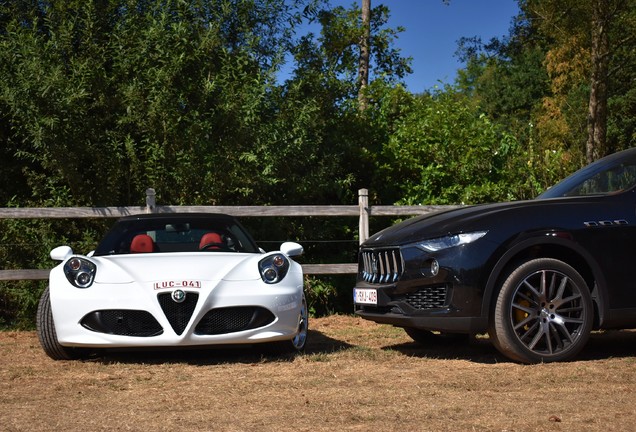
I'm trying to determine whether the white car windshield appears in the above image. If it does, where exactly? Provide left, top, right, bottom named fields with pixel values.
left=93, top=215, right=260, bottom=255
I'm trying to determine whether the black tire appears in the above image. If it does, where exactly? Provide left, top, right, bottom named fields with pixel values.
left=36, top=286, right=92, bottom=360
left=404, top=327, right=469, bottom=345
left=489, top=258, right=593, bottom=363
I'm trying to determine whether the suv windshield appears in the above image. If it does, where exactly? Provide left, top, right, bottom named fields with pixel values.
left=539, top=149, right=636, bottom=199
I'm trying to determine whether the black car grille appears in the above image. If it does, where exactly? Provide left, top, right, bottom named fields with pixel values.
left=80, top=310, right=163, bottom=337
left=360, top=248, right=403, bottom=284
left=194, top=307, right=275, bottom=335
left=400, top=285, right=448, bottom=310
left=157, top=292, right=199, bottom=335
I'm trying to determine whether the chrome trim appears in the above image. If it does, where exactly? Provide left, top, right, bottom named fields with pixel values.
left=360, top=248, right=403, bottom=284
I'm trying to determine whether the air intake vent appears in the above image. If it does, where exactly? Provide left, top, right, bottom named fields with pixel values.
left=81, top=310, right=163, bottom=337
left=157, top=292, right=199, bottom=335
left=359, top=248, right=403, bottom=284
left=194, top=307, right=275, bottom=335
left=402, top=285, right=448, bottom=309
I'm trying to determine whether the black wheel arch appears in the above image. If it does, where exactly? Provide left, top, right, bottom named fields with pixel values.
left=481, top=233, right=608, bottom=329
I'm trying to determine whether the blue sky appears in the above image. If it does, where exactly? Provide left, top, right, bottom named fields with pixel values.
left=310, top=0, right=521, bottom=93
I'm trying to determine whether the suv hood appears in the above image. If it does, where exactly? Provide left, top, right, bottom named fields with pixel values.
left=362, top=197, right=605, bottom=248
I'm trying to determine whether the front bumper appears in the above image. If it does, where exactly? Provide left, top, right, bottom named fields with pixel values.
left=354, top=309, right=487, bottom=333
left=353, top=244, right=490, bottom=334
left=50, top=275, right=304, bottom=348
left=353, top=277, right=488, bottom=333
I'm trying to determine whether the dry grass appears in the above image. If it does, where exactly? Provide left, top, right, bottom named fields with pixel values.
left=2, top=315, right=636, bottom=431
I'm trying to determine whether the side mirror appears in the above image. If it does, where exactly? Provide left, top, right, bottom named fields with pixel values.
left=50, top=245, right=73, bottom=261
left=280, top=242, right=303, bottom=257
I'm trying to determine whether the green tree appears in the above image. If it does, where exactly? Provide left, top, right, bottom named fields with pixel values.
left=377, top=86, right=527, bottom=205
left=453, top=0, right=636, bottom=191
left=0, top=0, right=304, bottom=208
left=455, top=15, right=550, bottom=145
left=526, top=0, right=636, bottom=162
left=358, top=0, right=371, bottom=110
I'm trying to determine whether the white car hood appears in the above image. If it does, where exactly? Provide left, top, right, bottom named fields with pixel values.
left=90, top=252, right=263, bottom=284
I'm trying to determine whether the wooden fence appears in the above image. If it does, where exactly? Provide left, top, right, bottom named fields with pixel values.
left=0, top=189, right=459, bottom=281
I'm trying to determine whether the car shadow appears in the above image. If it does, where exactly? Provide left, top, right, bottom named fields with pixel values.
left=96, top=329, right=353, bottom=365
left=383, top=330, right=636, bottom=364
left=92, top=329, right=636, bottom=365
left=384, top=336, right=508, bottom=364
left=577, top=329, right=636, bottom=361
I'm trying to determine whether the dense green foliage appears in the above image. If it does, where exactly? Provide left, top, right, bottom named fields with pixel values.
left=1, top=0, right=635, bottom=327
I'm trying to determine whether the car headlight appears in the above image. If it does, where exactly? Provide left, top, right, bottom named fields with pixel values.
left=417, top=231, right=488, bottom=252
left=63, top=257, right=97, bottom=288
left=259, top=253, right=290, bottom=284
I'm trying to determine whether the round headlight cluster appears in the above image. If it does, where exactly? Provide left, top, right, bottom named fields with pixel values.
left=259, top=253, right=290, bottom=284
left=63, top=257, right=97, bottom=288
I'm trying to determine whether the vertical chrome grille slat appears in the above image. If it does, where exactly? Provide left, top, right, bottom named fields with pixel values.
left=362, top=253, right=369, bottom=281
left=391, top=250, right=399, bottom=282
left=379, top=252, right=386, bottom=283
left=359, top=248, right=403, bottom=284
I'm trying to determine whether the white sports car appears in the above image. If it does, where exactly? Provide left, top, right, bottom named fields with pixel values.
left=36, top=213, right=307, bottom=360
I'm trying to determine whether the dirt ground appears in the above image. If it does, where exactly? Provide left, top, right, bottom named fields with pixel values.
left=1, top=315, right=635, bottom=432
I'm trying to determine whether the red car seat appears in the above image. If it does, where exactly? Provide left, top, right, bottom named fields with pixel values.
left=199, top=232, right=223, bottom=250
left=130, top=234, right=156, bottom=253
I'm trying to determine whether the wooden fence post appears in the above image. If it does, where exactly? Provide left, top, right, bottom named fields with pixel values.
left=146, top=188, right=156, bottom=213
left=358, top=188, right=369, bottom=245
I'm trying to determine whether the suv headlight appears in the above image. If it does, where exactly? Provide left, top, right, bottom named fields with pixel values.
left=259, top=253, right=290, bottom=284
left=63, top=257, right=97, bottom=288
left=417, top=231, right=487, bottom=252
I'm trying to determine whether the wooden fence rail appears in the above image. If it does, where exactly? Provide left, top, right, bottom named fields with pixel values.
left=0, top=189, right=459, bottom=281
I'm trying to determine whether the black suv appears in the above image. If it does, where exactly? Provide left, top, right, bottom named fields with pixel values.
left=354, top=148, right=636, bottom=363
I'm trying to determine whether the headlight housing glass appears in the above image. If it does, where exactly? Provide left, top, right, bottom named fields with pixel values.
left=63, top=257, right=96, bottom=288
left=417, top=231, right=488, bottom=252
left=259, top=253, right=290, bottom=284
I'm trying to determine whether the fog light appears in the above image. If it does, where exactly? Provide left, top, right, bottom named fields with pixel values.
left=430, top=259, right=439, bottom=276
left=421, top=259, right=440, bottom=277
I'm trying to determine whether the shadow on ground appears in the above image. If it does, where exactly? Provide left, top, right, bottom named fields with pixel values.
left=578, top=329, right=636, bottom=361
left=385, top=335, right=507, bottom=364
left=89, top=328, right=636, bottom=365
left=383, top=329, right=636, bottom=364
left=96, top=329, right=353, bottom=365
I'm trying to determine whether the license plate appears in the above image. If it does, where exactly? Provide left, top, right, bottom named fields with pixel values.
left=354, top=288, right=377, bottom=305
left=153, top=280, right=201, bottom=290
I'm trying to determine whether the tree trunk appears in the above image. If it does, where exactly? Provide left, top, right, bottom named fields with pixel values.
left=358, top=0, right=371, bottom=111
left=586, top=0, right=610, bottom=163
